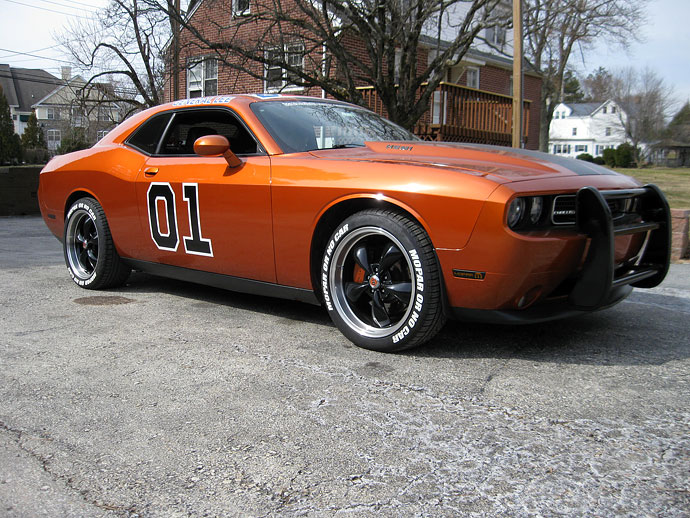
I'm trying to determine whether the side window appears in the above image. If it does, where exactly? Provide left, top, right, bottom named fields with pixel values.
left=126, top=113, right=172, bottom=154
left=159, top=109, right=259, bottom=156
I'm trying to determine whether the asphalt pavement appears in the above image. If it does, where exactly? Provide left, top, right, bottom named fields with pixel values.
left=1, top=216, right=688, bottom=517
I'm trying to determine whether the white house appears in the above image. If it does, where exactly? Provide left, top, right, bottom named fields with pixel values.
left=549, top=100, right=627, bottom=158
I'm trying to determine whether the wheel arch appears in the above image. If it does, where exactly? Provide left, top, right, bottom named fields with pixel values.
left=64, top=189, right=100, bottom=221
left=309, top=195, right=442, bottom=304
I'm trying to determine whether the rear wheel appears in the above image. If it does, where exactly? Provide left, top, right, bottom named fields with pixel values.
left=322, top=209, right=445, bottom=351
left=64, top=198, right=130, bottom=289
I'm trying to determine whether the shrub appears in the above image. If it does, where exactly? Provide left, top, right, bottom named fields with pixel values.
left=615, top=143, right=635, bottom=168
left=23, top=148, right=52, bottom=164
left=576, top=153, right=594, bottom=162
left=593, top=156, right=606, bottom=165
left=602, top=148, right=616, bottom=167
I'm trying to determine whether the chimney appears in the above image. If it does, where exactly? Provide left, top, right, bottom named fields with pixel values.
left=61, top=66, right=71, bottom=81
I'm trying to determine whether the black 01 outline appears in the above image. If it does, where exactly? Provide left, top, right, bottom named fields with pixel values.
left=147, top=182, right=179, bottom=252
left=182, top=183, right=214, bottom=257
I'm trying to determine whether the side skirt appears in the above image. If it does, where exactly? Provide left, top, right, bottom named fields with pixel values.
left=123, top=259, right=320, bottom=306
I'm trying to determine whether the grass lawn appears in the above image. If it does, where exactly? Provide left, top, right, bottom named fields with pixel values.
left=618, top=168, right=690, bottom=209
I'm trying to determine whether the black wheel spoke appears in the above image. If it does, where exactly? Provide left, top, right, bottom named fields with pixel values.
left=86, top=248, right=98, bottom=264
left=385, top=282, right=412, bottom=304
left=354, top=246, right=372, bottom=275
left=79, top=248, right=92, bottom=271
left=378, top=243, right=402, bottom=273
left=371, top=290, right=391, bottom=327
left=345, top=281, right=369, bottom=302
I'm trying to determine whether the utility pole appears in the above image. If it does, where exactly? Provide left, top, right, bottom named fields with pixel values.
left=512, top=0, right=523, bottom=148
left=171, top=0, right=180, bottom=101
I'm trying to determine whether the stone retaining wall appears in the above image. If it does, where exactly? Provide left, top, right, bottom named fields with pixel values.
left=671, top=209, right=690, bottom=260
left=0, top=167, right=42, bottom=216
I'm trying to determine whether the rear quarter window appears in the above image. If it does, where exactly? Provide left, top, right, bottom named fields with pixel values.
left=125, top=113, right=172, bottom=154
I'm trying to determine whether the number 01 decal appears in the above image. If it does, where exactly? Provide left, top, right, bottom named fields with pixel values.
left=147, top=182, right=214, bottom=257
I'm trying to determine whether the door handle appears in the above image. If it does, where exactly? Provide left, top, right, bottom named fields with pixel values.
left=144, top=167, right=159, bottom=177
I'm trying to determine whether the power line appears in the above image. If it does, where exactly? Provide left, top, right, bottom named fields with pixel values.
left=35, top=0, right=99, bottom=13
left=0, top=47, right=73, bottom=64
left=0, top=45, right=56, bottom=59
left=0, top=0, right=95, bottom=19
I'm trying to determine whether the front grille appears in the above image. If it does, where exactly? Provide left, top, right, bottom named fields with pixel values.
left=551, top=195, right=577, bottom=225
left=552, top=192, right=639, bottom=226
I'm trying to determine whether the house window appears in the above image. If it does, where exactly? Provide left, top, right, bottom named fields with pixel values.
left=553, top=144, right=562, bottom=154
left=47, top=129, right=61, bottom=151
left=233, top=0, right=250, bottom=16
left=575, top=145, right=588, bottom=152
left=606, top=127, right=611, bottom=136
left=466, top=67, right=480, bottom=90
left=603, top=106, right=607, bottom=114
left=73, top=108, right=86, bottom=128
left=187, top=57, right=218, bottom=98
left=572, top=127, right=577, bottom=136
left=612, top=106, right=617, bottom=114
left=264, top=43, right=304, bottom=93
left=12, top=114, right=17, bottom=120
left=46, top=107, right=58, bottom=120
left=485, top=25, right=506, bottom=47
left=97, top=130, right=109, bottom=140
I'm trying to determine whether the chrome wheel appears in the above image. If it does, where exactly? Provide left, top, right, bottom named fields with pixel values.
left=63, top=198, right=130, bottom=289
left=330, top=226, right=415, bottom=339
left=66, top=208, right=99, bottom=280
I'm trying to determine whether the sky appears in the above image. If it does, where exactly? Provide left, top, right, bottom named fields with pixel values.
left=0, top=0, right=688, bottom=113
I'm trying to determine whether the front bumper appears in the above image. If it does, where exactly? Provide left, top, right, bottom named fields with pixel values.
left=450, top=184, right=671, bottom=324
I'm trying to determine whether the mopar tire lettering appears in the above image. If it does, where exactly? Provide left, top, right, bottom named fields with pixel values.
left=147, top=182, right=214, bottom=256
left=147, top=183, right=179, bottom=251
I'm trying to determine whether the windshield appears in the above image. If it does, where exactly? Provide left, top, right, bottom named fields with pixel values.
left=250, top=100, right=419, bottom=154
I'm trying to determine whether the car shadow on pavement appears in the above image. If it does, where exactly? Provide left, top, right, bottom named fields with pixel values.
left=113, top=271, right=688, bottom=367
left=117, top=271, right=332, bottom=327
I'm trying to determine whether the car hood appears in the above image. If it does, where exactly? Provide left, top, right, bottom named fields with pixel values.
left=309, top=141, right=620, bottom=182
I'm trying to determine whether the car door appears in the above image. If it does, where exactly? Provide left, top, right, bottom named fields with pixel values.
left=133, top=107, right=276, bottom=283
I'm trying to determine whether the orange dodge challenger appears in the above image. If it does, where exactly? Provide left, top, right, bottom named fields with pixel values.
left=38, top=95, right=671, bottom=351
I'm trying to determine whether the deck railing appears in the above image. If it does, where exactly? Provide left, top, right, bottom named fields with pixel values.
left=357, top=82, right=530, bottom=146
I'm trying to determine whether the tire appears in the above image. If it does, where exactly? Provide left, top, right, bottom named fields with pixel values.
left=63, top=197, right=130, bottom=290
left=321, top=209, right=446, bottom=351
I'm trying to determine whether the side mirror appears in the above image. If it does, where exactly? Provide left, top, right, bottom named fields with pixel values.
left=193, top=135, right=242, bottom=168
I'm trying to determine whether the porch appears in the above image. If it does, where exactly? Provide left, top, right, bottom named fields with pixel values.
left=358, top=82, right=531, bottom=147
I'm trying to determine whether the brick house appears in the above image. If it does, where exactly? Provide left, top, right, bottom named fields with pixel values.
left=166, top=0, right=542, bottom=149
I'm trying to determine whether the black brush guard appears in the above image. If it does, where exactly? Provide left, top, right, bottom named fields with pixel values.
left=568, top=184, right=671, bottom=309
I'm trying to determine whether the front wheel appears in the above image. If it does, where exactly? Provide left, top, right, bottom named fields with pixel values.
left=321, top=209, right=446, bottom=351
left=64, top=197, right=130, bottom=290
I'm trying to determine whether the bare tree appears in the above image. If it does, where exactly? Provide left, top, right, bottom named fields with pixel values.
left=152, top=0, right=501, bottom=130
left=58, top=0, right=171, bottom=114
left=582, top=66, right=613, bottom=102
left=610, top=67, right=674, bottom=165
left=522, top=0, right=645, bottom=151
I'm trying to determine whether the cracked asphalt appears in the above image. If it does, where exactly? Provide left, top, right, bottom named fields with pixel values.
left=1, top=215, right=689, bottom=517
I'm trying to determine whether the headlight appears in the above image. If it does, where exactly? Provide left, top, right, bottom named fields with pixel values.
left=529, top=197, right=543, bottom=224
left=507, top=198, right=525, bottom=228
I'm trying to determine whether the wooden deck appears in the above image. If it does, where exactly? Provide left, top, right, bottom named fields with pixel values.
left=358, top=82, right=530, bottom=146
